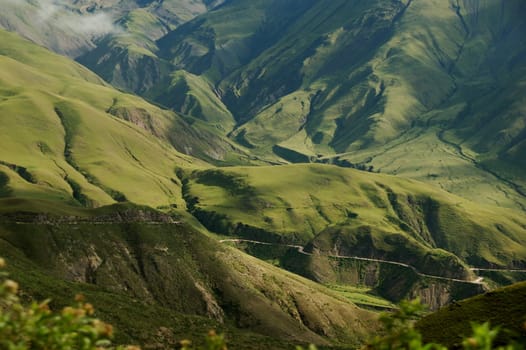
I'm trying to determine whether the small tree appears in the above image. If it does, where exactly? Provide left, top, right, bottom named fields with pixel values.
left=367, top=299, right=445, bottom=350
left=0, top=257, right=130, bottom=350
left=299, top=298, right=524, bottom=350
left=366, top=299, right=524, bottom=350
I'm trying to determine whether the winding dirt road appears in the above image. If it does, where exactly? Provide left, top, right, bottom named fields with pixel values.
left=220, top=238, right=526, bottom=285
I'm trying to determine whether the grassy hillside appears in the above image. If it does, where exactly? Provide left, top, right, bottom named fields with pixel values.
left=226, top=240, right=485, bottom=311
left=0, top=204, right=378, bottom=348
left=0, top=29, right=259, bottom=210
left=182, top=164, right=526, bottom=269
left=7, top=0, right=521, bottom=211
left=1, top=3, right=525, bottom=347
left=16, top=0, right=524, bottom=211
left=0, top=0, right=100, bottom=57
left=104, top=0, right=526, bottom=211
left=0, top=29, right=382, bottom=347
left=77, top=8, right=172, bottom=94
left=76, top=0, right=227, bottom=92
left=0, top=28, right=206, bottom=209
left=0, top=0, right=223, bottom=58
left=417, top=281, right=526, bottom=347
left=180, top=163, right=526, bottom=308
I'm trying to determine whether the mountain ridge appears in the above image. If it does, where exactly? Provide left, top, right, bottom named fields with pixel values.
left=65, top=0, right=526, bottom=212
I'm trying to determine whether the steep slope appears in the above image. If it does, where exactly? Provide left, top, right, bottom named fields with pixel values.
left=0, top=29, right=380, bottom=348
left=181, top=164, right=526, bottom=269
left=76, top=0, right=226, bottom=93
left=0, top=29, right=254, bottom=210
left=179, top=164, right=526, bottom=308
left=0, top=0, right=118, bottom=57
left=417, top=281, right=526, bottom=347
left=0, top=0, right=228, bottom=98
left=0, top=28, right=178, bottom=208
left=1, top=2, right=525, bottom=346
left=76, top=8, right=172, bottom=94
left=0, top=204, right=377, bottom=348
left=0, top=0, right=224, bottom=58
left=18, top=0, right=525, bottom=211
left=137, top=0, right=526, bottom=210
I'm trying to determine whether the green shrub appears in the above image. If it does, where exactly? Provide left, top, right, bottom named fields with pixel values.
left=366, top=299, right=446, bottom=350
left=0, top=257, right=131, bottom=350
left=365, top=299, right=524, bottom=350
left=298, top=298, right=524, bottom=350
left=0, top=256, right=229, bottom=350
left=0, top=255, right=523, bottom=350
left=178, top=330, right=227, bottom=350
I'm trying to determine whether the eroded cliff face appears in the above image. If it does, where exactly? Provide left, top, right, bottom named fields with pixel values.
left=0, top=218, right=219, bottom=319
left=420, top=283, right=487, bottom=310
left=410, top=283, right=452, bottom=310
left=0, top=210, right=377, bottom=347
left=279, top=251, right=485, bottom=310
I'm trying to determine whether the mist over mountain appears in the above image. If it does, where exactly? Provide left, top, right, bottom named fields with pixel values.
left=0, top=0, right=117, bottom=56
left=0, top=0, right=225, bottom=57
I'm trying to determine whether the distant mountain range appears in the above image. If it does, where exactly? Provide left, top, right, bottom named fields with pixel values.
left=3, top=1, right=525, bottom=209
left=77, top=0, right=526, bottom=211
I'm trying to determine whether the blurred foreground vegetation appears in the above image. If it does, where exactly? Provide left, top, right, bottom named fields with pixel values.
left=0, top=257, right=524, bottom=350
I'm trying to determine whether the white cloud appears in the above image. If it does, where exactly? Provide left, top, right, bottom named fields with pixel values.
left=34, top=0, right=120, bottom=37
left=64, top=12, right=120, bottom=36
left=35, top=0, right=60, bottom=22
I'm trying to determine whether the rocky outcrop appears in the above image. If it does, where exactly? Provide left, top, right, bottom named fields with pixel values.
left=280, top=250, right=484, bottom=310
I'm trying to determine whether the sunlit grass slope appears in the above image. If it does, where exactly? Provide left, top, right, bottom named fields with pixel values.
left=157, top=70, right=235, bottom=129
left=52, top=0, right=526, bottom=212
left=182, top=164, right=526, bottom=269
left=0, top=29, right=211, bottom=209
left=232, top=0, right=526, bottom=209
left=154, top=0, right=526, bottom=210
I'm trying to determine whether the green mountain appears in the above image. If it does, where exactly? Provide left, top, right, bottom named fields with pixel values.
left=181, top=164, right=526, bottom=269
left=76, top=0, right=227, bottom=94
left=78, top=0, right=526, bottom=211
left=179, top=164, right=526, bottom=308
left=10, top=1, right=525, bottom=211
left=0, top=28, right=212, bottom=209
left=1, top=204, right=378, bottom=349
left=0, top=28, right=381, bottom=348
